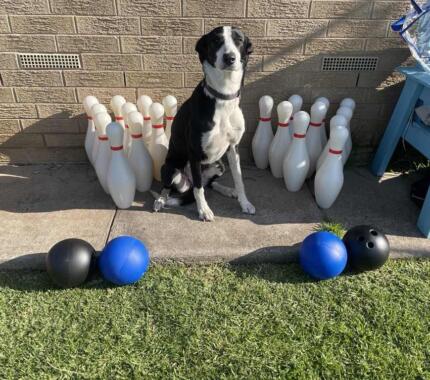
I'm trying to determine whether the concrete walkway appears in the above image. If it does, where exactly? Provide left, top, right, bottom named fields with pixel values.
left=0, top=164, right=429, bottom=269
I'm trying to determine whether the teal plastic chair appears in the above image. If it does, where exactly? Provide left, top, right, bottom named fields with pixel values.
left=371, top=66, right=430, bottom=238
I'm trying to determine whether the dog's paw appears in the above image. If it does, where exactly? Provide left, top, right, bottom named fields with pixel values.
left=153, top=198, right=165, bottom=212
left=240, top=199, right=256, bottom=215
left=227, top=188, right=238, bottom=198
left=198, top=204, right=215, bottom=222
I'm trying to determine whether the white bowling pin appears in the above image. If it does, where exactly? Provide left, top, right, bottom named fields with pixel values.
left=110, top=95, right=126, bottom=128
left=282, top=111, right=310, bottom=192
left=316, top=115, right=348, bottom=171
left=91, top=103, right=108, bottom=165
left=121, top=102, right=138, bottom=155
left=93, top=112, right=112, bottom=194
left=106, top=122, right=136, bottom=209
left=83, top=95, right=99, bottom=164
left=340, top=98, right=356, bottom=112
left=287, top=94, right=303, bottom=137
left=128, top=111, right=153, bottom=192
left=252, top=95, right=274, bottom=169
left=314, top=96, right=330, bottom=146
left=306, top=101, right=328, bottom=178
left=268, top=101, right=293, bottom=178
left=314, top=124, right=349, bottom=209
left=336, top=106, right=353, bottom=165
left=137, top=95, right=153, bottom=147
left=162, top=95, right=177, bottom=140
left=149, top=102, right=169, bottom=181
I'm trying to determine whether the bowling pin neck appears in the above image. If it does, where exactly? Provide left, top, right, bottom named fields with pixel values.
left=277, top=121, right=289, bottom=127
left=115, top=115, right=124, bottom=121
left=111, top=145, right=124, bottom=151
left=259, top=117, right=271, bottom=122
left=309, top=121, right=322, bottom=127
left=144, top=116, right=151, bottom=122
left=131, top=133, right=142, bottom=139
left=328, top=148, right=342, bottom=155
left=293, top=133, right=306, bottom=139
left=98, top=135, right=108, bottom=141
left=152, top=123, right=165, bottom=135
left=166, top=116, right=175, bottom=121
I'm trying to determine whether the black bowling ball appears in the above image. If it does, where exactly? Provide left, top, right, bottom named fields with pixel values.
left=46, top=238, right=95, bottom=288
left=343, top=225, right=390, bottom=271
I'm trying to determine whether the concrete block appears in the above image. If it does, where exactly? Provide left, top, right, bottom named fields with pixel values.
left=310, top=1, right=372, bottom=19
left=50, top=0, right=116, bottom=15
left=21, top=119, right=80, bottom=134
left=118, top=0, right=181, bottom=16
left=0, top=35, right=56, bottom=52
left=15, top=88, right=76, bottom=103
left=204, top=18, right=265, bottom=36
left=143, top=54, right=200, bottom=72
left=328, top=20, right=388, bottom=37
left=267, top=19, right=328, bottom=38
left=0, top=103, right=37, bottom=118
left=10, top=15, right=75, bottom=34
left=0, top=0, right=49, bottom=15
left=126, top=72, right=183, bottom=88
left=121, top=36, right=181, bottom=54
left=142, top=18, right=203, bottom=36
left=57, top=36, right=120, bottom=53
left=81, top=54, right=142, bottom=71
left=184, top=0, right=245, bottom=17
left=76, top=16, right=140, bottom=35
left=64, top=71, right=125, bottom=87
left=248, top=0, right=310, bottom=18
left=1, top=71, right=63, bottom=87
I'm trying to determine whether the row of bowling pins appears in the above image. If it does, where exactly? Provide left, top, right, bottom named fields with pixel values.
left=252, top=94, right=355, bottom=208
left=82, top=94, right=177, bottom=209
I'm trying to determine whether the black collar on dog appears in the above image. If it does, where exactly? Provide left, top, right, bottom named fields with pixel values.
left=203, top=81, right=240, bottom=101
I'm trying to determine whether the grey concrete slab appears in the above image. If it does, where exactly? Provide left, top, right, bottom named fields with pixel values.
left=0, top=164, right=429, bottom=269
left=109, top=166, right=323, bottom=263
left=0, top=164, right=115, bottom=269
left=316, top=167, right=430, bottom=258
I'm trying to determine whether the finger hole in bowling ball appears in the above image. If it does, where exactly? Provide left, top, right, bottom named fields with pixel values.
left=358, top=236, right=365, bottom=242
left=367, top=242, right=374, bottom=249
left=370, top=230, right=378, bottom=236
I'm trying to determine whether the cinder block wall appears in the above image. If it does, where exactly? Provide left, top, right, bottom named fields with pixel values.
left=0, top=0, right=411, bottom=165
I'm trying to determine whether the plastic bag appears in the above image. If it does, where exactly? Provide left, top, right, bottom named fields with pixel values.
left=392, top=0, right=430, bottom=72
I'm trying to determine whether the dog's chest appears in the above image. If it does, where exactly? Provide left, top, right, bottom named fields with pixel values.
left=201, top=100, right=243, bottom=163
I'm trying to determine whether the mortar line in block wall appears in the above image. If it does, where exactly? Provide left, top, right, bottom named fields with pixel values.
left=113, top=0, right=119, bottom=15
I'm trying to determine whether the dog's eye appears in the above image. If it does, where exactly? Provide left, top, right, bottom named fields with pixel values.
left=236, top=37, right=243, bottom=43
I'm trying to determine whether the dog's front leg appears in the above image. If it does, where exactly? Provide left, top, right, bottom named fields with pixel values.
left=227, top=145, right=255, bottom=215
left=190, top=160, right=215, bottom=221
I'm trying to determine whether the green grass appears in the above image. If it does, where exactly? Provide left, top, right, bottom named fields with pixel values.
left=1, top=261, right=430, bottom=379
left=314, top=221, right=347, bottom=238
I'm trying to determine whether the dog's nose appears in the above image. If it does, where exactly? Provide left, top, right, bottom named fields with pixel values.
left=223, top=53, right=236, bottom=66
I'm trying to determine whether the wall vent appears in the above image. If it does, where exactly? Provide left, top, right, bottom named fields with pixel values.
left=322, top=56, right=378, bottom=71
left=18, top=53, right=81, bottom=69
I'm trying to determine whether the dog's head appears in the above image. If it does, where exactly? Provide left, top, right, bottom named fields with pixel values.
left=195, top=26, right=253, bottom=71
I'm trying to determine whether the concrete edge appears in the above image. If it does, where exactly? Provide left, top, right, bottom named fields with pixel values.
left=1, top=247, right=429, bottom=272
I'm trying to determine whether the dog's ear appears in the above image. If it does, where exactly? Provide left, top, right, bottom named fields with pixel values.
left=245, top=36, right=253, bottom=55
left=195, top=34, right=209, bottom=63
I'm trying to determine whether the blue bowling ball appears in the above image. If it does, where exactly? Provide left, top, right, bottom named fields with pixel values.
left=300, top=231, right=347, bottom=280
left=99, top=236, right=150, bottom=285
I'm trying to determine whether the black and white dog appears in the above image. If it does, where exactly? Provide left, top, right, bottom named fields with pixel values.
left=153, top=26, right=255, bottom=221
